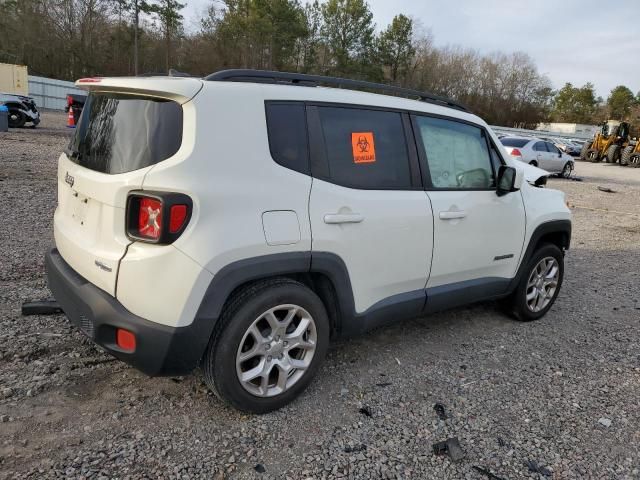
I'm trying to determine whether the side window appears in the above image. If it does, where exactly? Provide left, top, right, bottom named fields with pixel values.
left=546, top=142, right=559, bottom=154
left=533, top=141, right=547, bottom=152
left=265, top=102, right=310, bottom=174
left=414, top=115, right=494, bottom=189
left=316, top=106, right=411, bottom=189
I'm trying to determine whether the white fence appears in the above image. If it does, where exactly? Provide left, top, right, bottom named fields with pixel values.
left=27, top=75, right=84, bottom=110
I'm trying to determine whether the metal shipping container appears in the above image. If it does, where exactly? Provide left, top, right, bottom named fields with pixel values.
left=0, top=63, right=29, bottom=95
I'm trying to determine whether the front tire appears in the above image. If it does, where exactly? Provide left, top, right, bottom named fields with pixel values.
left=203, top=278, right=330, bottom=413
left=586, top=148, right=600, bottom=162
left=579, top=142, right=590, bottom=161
left=620, top=146, right=634, bottom=166
left=630, top=154, right=640, bottom=168
left=506, top=243, right=564, bottom=322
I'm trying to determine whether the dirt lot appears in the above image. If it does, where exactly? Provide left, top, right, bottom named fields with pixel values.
left=1, top=112, right=639, bottom=479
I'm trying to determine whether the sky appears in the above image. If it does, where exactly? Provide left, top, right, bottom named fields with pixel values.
left=183, top=0, right=640, bottom=99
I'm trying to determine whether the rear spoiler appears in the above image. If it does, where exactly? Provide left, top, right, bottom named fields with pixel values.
left=75, top=77, right=204, bottom=104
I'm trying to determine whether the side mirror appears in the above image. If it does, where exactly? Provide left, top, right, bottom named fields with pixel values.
left=496, top=165, right=519, bottom=197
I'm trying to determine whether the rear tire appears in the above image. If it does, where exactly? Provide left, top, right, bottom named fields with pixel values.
left=620, top=146, right=634, bottom=166
left=202, top=278, right=330, bottom=414
left=586, top=148, right=600, bottom=162
left=8, top=109, right=26, bottom=128
left=605, top=145, right=620, bottom=163
left=505, top=243, right=564, bottom=322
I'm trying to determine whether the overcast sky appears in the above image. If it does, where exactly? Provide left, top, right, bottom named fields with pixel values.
left=183, top=0, right=640, bottom=98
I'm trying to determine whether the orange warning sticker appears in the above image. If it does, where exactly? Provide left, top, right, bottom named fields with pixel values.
left=351, top=132, right=376, bottom=164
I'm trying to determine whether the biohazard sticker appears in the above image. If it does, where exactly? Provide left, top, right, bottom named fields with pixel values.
left=351, top=132, right=376, bottom=164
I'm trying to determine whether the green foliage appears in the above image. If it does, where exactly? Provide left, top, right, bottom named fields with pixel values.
left=551, top=83, right=598, bottom=124
left=320, top=0, right=377, bottom=79
left=377, top=14, right=415, bottom=85
left=607, top=85, right=635, bottom=120
left=0, top=0, right=557, bottom=126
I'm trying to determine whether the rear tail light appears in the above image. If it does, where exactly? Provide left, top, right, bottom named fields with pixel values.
left=510, top=148, right=522, bottom=157
left=126, top=191, right=192, bottom=244
left=67, top=95, right=73, bottom=107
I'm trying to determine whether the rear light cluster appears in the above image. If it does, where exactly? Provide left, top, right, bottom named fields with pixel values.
left=126, top=191, right=192, bottom=244
left=509, top=148, right=522, bottom=157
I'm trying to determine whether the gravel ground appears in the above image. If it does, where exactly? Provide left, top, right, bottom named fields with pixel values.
left=1, top=113, right=640, bottom=479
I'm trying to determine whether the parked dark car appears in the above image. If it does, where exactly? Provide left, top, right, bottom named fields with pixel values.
left=0, top=92, right=40, bottom=127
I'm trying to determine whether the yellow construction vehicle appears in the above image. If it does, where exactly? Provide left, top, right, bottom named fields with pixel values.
left=620, top=139, right=640, bottom=167
left=579, top=120, right=630, bottom=163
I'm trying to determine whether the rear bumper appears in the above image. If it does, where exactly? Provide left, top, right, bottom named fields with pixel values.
left=45, top=248, right=209, bottom=376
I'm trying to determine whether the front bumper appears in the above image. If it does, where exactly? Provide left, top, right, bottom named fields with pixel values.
left=45, top=248, right=209, bottom=376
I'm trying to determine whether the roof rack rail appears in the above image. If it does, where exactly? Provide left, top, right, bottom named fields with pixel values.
left=205, top=69, right=469, bottom=112
left=138, top=69, right=193, bottom=78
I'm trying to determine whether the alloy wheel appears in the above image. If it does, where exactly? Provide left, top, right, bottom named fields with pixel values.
left=526, top=257, right=560, bottom=313
left=235, top=304, right=317, bottom=397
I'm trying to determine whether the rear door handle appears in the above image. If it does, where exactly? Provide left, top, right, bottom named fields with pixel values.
left=439, top=210, right=467, bottom=220
left=323, top=213, right=364, bottom=224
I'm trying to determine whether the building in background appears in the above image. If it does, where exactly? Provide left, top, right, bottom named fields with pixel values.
left=536, top=122, right=599, bottom=139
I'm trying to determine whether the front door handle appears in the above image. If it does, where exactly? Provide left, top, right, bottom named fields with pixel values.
left=323, top=213, right=364, bottom=224
left=439, top=210, right=467, bottom=220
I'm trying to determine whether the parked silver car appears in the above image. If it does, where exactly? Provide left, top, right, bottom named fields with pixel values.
left=501, top=136, right=574, bottom=178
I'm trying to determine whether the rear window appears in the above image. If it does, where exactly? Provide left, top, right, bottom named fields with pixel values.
left=67, top=93, right=183, bottom=174
left=500, top=138, right=529, bottom=148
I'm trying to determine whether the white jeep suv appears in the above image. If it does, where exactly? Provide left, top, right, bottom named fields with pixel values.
left=46, top=70, right=571, bottom=413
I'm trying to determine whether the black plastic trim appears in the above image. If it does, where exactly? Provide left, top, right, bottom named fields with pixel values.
left=425, top=277, right=511, bottom=314
left=45, top=248, right=208, bottom=376
left=206, top=69, right=470, bottom=112
left=508, top=220, right=572, bottom=292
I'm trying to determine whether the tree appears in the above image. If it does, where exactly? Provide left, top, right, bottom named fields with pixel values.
left=607, top=85, right=635, bottom=120
left=377, top=14, right=414, bottom=85
left=147, top=0, right=184, bottom=71
left=551, top=83, right=598, bottom=124
left=321, top=0, right=376, bottom=78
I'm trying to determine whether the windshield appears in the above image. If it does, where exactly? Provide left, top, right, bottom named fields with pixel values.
left=500, top=138, right=529, bottom=148
left=67, top=93, right=183, bottom=174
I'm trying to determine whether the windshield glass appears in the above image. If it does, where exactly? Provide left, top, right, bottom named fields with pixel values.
left=500, top=138, right=529, bottom=148
left=67, top=93, right=183, bottom=174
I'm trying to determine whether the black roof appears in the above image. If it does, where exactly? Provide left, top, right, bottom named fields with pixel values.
left=205, top=69, right=469, bottom=113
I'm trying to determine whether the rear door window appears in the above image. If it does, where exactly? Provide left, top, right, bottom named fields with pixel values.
left=314, top=106, right=412, bottom=189
left=67, top=93, right=183, bottom=174
left=501, top=138, right=529, bottom=148
left=533, top=141, right=547, bottom=152
left=265, top=102, right=310, bottom=174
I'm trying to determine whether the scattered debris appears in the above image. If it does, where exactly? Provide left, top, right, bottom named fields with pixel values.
left=567, top=176, right=583, bottom=182
left=598, top=417, right=612, bottom=428
left=395, top=357, right=402, bottom=365
left=433, top=403, right=447, bottom=420
left=21, top=299, right=63, bottom=316
left=375, top=382, right=392, bottom=388
left=432, top=437, right=465, bottom=462
left=358, top=405, right=372, bottom=417
left=344, top=444, right=367, bottom=453
left=526, top=459, right=552, bottom=476
left=597, top=186, right=616, bottom=193
left=254, top=464, right=266, bottom=473
left=497, top=437, right=506, bottom=448
left=473, top=466, right=509, bottom=480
